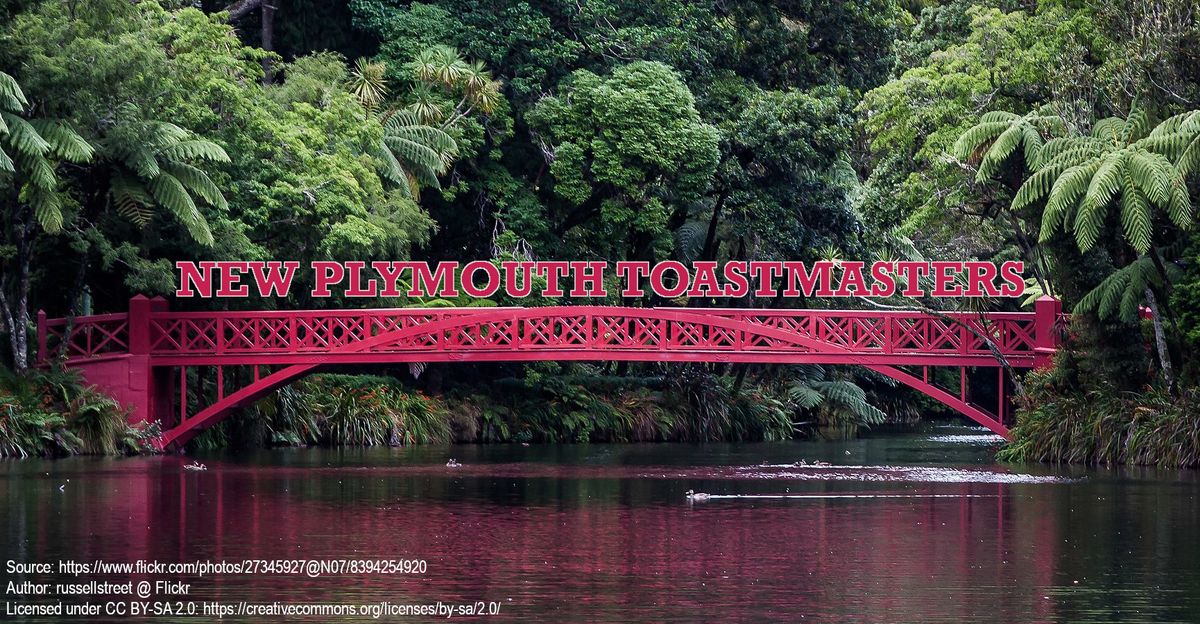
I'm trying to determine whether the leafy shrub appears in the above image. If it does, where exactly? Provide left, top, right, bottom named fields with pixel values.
left=260, top=374, right=451, bottom=447
left=0, top=368, right=138, bottom=457
left=1000, top=364, right=1200, bottom=467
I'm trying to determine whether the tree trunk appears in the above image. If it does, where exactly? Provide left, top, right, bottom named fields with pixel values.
left=1, top=211, right=34, bottom=375
left=260, top=0, right=277, bottom=84
left=1144, top=287, right=1175, bottom=394
left=223, top=0, right=263, bottom=21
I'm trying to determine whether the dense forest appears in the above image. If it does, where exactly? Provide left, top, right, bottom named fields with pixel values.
left=2, top=0, right=1200, bottom=465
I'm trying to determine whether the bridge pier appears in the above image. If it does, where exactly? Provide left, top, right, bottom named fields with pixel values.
left=38, top=295, right=173, bottom=426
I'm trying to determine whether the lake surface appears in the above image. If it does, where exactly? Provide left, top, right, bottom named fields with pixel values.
left=2, top=424, right=1199, bottom=623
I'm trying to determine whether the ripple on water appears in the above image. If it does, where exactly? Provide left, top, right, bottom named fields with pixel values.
left=722, top=463, right=1072, bottom=484
left=927, top=434, right=1007, bottom=444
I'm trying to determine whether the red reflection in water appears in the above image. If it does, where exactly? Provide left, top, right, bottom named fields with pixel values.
left=10, top=458, right=1061, bottom=623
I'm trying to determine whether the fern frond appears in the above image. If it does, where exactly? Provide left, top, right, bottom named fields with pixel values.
left=1176, top=134, right=1200, bottom=177
left=1093, top=117, right=1125, bottom=144
left=146, top=173, right=214, bottom=245
left=1167, top=175, right=1192, bottom=229
left=1022, top=124, right=1044, bottom=169
left=0, top=112, right=50, bottom=156
left=1128, top=150, right=1173, bottom=206
left=1139, top=132, right=1190, bottom=160
left=1076, top=256, right=1160, bottom=322
left=125, top=146, right=161, bottom=179
left=16, top=151, right=56, bottom=190
left=788, top=384, right=824, bottom=409
left=157, top=139, right=230, bottom=163
left=1039, top=144, right=1105, bottom=169
left=30, top=120, right=93, bottom=163
left=1122, top=105, right=1151, bottom=143
left=374, top=143, right=406, bottom=185
left=138, top=122, right=190, bottom=149
left=162, top=162, right=227, bottom=210
left=952, top=121, right=1008, bottom=161
left=0, top=71, right=28, bottom=112
left=673, top=221, right=707, bottom=263
left=1120, top=170, right=1152, bottom=254
left=1040, top=162, right=1097, bottom=241
left=979, top=111, right=1021, bottom=124
left=1013, top=163, right=1066, bottom=210
left=382, top=136, right=444, bottom=172
left=975, top=123, right=1024, bottom=181
left=21, top=184, right=63, bottom=233
left=109, top=175, right=155, bottom=226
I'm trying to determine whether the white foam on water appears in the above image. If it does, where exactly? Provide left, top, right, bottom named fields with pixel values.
left=695, top=493, right=1000, bottom=500
left=927, top=434, right=1006, bottom=444
left=726, top=464, right=1071, bottom=484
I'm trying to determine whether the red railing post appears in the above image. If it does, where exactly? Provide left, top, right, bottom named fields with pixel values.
left=1034, top=296, right=1062, bottom=367
left=36, top=310, right=47, bottom=364
left=128, top=295, right=151, bottom=355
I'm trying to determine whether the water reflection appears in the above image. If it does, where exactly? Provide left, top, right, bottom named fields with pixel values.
left=0, top=425, right=1198, bottom=623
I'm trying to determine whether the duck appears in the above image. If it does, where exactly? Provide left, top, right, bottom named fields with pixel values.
left=685, top=489, right=711, bottom=502
left=183, top=461, right=207, bottom=472
left=446, top=459, right=462, bottom=468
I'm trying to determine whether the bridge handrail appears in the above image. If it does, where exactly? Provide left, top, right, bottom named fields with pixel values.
left=38, top=296, right=1063, bottom=364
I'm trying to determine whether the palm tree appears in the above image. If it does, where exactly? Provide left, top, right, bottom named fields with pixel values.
left=348, top=58, right=387, bottom=113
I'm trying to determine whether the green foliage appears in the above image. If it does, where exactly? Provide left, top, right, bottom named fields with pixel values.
left=0, top=368, right=147, bottom=457
left=258, top=375, right=450, bottom=447
left=786, top=365, right=888, bottom=434
left=1075, top=255, right=1175, bottom=322
left=379, top=110, right=458, bottom=195
left=0, top=71, right=94, bottom=233
left=858, top=2, right=1095, bottom=255
left=1000, top=365, right=1200, bottom=467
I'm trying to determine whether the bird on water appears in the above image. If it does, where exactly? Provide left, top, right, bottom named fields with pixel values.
left=685, top=489, right=711, bottom=502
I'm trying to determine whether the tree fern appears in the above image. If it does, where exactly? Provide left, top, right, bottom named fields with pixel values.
left=101, top=119, right=227, bottom=246
left=787, top=365, right=887, bottom=428
left=1024, top=106, right=1192, bottom=255
left=953, top=109, right=1062, bottom=181
left=0, top=72, right=92, bottom=233
left=1075, top=255, right=1164, bottom=322
left=377, top=110, right=457, bottom=196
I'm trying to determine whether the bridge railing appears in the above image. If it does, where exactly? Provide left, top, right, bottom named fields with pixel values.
left=38, top=295, right=1064, bottom=366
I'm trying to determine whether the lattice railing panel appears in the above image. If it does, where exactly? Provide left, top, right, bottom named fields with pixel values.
left=42, top=315, right=130, bottom=360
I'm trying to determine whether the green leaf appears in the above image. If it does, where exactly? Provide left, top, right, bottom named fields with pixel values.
left=163, top=162, right=227, bottom=210
left=147, top=173, right=214, bottom=246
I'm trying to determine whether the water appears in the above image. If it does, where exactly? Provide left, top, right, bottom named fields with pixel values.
left=2, top=424, right=1199, bottom=623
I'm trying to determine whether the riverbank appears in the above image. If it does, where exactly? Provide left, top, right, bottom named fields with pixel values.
left=3, top=369, right=910, bottom=457
left=999, top=368, right=1200, bottom=468
left=0, top=369, right=158, bottom=458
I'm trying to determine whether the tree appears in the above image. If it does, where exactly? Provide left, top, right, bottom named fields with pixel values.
left=0, top=72, right=93, bottom=373
left=377, top=110, right=457, bottom=199
left=528, top=61, right=720, bottom=259
left=99, top=119, right=229, bottom=247
left=958, top=104, right=1200, bottom=392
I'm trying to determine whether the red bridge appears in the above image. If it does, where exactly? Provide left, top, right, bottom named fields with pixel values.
left=37, top=296, right=1063, bottom=449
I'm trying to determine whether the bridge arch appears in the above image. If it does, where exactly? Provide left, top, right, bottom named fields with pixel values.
left=156, top=307, right=1023, bottom=448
